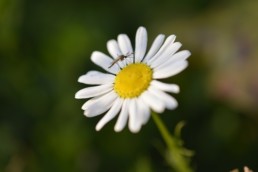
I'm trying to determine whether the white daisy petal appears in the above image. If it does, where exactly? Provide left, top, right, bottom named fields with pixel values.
left=135, top=26, right=147, bottom=62
left=95, top=98, right=123, bottom=131
left=91, top=51, right=120, bottom=74
left=155, top=50, right=191, bottom=70
left=128, top=99, right=141, bottom=133
left=114, top=99, right=129, bottom=132
left=78, top=71, right=115, bottom=85
left=151, top=80, right=180, bottom=93
left=82, top=91, right=112, bottom=110
left=147, top=35, right=176, bottom=65
left=153, top=60, right=188, bottom=79
left=83, top=91, right=117, bottom=117
left=149, top=85, right=178, bottom=110
left=150, top=42, right=182, bottom=68
left=143, top=34, right=165, bottom=62
left=118, top=34, right=134, bottom=64
left=141, top=91, right=165, bottom=113
left=75, top=84, right=113, bottom=99
left=107, top=39, right=122, bottom=59
left=107, top=40, right=126, bottom=68
left=137, top=97, right=151, bottom=125
left=118, top=34, right=133, bottom=55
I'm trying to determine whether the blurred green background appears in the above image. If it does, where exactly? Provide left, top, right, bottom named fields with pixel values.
left=1, top=0, right=258, bottom=171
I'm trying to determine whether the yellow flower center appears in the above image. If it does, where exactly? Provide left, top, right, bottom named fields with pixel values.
left=114, top=63, right=153, bottom=98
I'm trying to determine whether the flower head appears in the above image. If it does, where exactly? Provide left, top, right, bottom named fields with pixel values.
left=75, top=26, right=191, bottom=133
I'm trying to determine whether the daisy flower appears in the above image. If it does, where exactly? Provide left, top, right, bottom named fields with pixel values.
left=75, top=26, right=191, bottom=133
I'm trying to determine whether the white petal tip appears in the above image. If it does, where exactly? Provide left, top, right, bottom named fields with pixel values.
left=114, top=127, right=122, bottom=132
left=90, top=52, right=96, bottom=61
left=186, top=50, right=191, bottom=56
left=138, top=26, right=146, bottom=31
left=181, top=50, right=191, bottom=59
left=78, top=75, right=85, bottom=83
left=75, top=92, right=82, bottom=99
left=174, top=86, right=180, bottom=94
left=129, top=123, right=142, bottom=133
left=129, top=127, right=141, bottom=133
left=90, top=51, right=101, bottom=62
left=173, top=42, right=182, bottom=49
left=90, top=51, right=98, bottom=56
left=159, top=34, right=165, bottom=39
left=107, top=39, right=115, bottom=44
left=168, top=34, right=176, bottom=41
left=83, top=111, right=90, bottom=117
left=167, top=104, right=178, bottom=110
left=78, top=76, right=82, bottom=83
left=155, top=108, right=165, bottom=114
left=95, top=124, right=102, bottom=131
left=185, top=61, right=189, bottom=68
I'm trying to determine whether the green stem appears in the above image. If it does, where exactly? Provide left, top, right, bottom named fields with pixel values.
left=152, top=112, right=193, bottom=172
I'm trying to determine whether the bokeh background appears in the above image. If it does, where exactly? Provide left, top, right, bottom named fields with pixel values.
left=1, top=0, right=258, bottom=171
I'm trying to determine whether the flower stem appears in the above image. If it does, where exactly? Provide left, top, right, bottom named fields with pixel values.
left=152, top=112, right=193, bottom=172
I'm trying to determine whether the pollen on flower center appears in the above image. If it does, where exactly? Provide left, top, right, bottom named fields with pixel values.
left=114, top=63, right=153, bottom=98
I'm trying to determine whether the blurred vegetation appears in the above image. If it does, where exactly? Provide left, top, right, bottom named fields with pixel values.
left=1, top=0, right=258, bottom=171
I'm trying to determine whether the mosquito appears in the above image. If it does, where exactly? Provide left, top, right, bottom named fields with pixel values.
left=108, top=52, right=134, bottom=68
